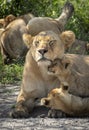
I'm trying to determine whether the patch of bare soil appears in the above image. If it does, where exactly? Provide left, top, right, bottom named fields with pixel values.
left=0, top=84, right=89, bottom=130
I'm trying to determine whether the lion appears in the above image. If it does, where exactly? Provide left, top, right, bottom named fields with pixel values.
left=0, top=13, right=34, bottom=64
left=41, top=83, right=89, bottom=117
left=10, top=30, right=75, bottom=118
left=0, top=18, right=28, bottom=64
left=0, top=2, right=74, bottom=64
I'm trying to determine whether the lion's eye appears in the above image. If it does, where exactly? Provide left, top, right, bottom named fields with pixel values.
left=49, top=40, right=56, bottom=46
left=52, top=61, right=58, bottom=66
left=53, top=62, right=58, bottom=66
left=34, top=41, right=39, bottom=47
left=52, top=58, right=60, bottom=66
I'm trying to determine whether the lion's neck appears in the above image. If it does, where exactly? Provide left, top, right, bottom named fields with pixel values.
left=57, top=71, right=73, bottom=85
left=39, top=63, right=56, bottom=81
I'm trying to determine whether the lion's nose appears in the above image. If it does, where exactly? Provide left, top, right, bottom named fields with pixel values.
left=38, top=49, right=48, bottom=55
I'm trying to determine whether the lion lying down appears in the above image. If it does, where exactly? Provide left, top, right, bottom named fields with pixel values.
left=0, top=13, right=34, bottom=64
left=41, top=83, right=89, bottom=117
left=41, top=57, right=89, bottom=117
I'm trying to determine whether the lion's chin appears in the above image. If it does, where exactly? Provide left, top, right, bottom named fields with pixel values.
left=37, top=58, right=51, bottom=66
left=38, top=57, right=51, bottom=62
left=37, top=57, right=48, bottom=61
left=47, top=71, right=55, bottom=76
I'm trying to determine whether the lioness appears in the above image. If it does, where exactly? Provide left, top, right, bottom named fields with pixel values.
left=41, top=83, right=89, bottom=117
left=0, top=18, right=28, bottom=64
left=0, top=13, right=34, bottom=64
left=10, top=30, right=75, bottom=118
left=0, top=2, right=74, bottom=64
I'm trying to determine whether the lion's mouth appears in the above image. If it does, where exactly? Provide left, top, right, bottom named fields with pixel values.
left=48, top=66, right=55, bottom=73
left=38, top=57, right=52, bottom=62
left=38, top=57, right=47, bottom=61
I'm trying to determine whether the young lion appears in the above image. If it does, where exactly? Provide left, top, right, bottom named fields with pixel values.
left=41, top=83, right=89, bottom=117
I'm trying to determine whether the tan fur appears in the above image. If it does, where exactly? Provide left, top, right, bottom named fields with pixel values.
left=10, top=30, right=75, bottom=118
left=19, top=13, right=34, bottom=24
left=0, top=28, right=4, bottom=51
left=0, top=13, right=34, bottom=28
left=3, top=14, right=16, bottom=28
left=0, top=19, right=5, bottom=28
left=0, top=19, right=28, bottom=64
left=41, top=84, right=89, bottom=116
left=0, top=14, right=16, bottom=28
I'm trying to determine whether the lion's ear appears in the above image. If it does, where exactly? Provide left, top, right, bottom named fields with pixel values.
left=61, top=58, right=71, bottom=69
left=4, top=15, right=16, bottom=27
left=23, top=33, right=33, bottom=48
left=60, top=31, right=75, bottom=49
left=0, top=19, right=4, bottom=27
left=61, top=82, right=69, bottom=91
left=62, top=85, right=69, bottom=91
left=5, top=14, right=16, bottom=22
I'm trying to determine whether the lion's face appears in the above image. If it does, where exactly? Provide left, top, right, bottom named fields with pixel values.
left=48, top=58, right=65, bottom=75
left=31, top=31, right=64, bottom=66
left=41, top=84, right=69, bottom=109
left=23, top=30, right=75, bottom=67
left=41, top=88, right=61, bottom=108
left=41, top=83, right=69, bottom=110
left=48, top=58, right=70, bottom=81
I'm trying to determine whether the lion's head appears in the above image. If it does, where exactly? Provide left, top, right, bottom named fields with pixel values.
left=23, top=30, right=75, bottom=67
left=41, top=83, right=69, bottom=110
left=0, top=14, right=16, bottom=28
left=48, top=57, right=71, bottom=83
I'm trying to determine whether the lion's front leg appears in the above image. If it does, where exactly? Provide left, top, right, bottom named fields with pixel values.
left=10, top=89, right=36, bottom=118
left=10, top=101, right=30, bottom=118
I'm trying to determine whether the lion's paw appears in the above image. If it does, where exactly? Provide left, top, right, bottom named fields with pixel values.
left=10, top=108, right=30, bottom=118
left=48, top=109, right=67, bottom=118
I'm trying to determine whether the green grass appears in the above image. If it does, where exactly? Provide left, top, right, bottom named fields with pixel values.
left=0, top=54, right=24, bottom=84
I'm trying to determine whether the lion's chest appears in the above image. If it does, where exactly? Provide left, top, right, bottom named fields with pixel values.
left=38, top=63, right=60, bottom=94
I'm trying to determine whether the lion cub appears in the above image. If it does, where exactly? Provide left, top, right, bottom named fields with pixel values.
left=41, top=83, right=89, bottom=117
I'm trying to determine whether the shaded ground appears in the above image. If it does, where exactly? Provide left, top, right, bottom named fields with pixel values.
left=0, top=84, right=89, bottom=130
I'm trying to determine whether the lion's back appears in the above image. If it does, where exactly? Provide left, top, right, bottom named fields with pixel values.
left=65, top=54, right=89, bottom=97
left=27, top=17, right=62, bottom=36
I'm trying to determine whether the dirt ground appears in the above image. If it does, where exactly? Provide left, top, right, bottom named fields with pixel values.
left=0, top=84, right=89, bottom=130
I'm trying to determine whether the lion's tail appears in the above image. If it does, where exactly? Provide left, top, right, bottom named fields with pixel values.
left=56, top=2, right=74, bottom=28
